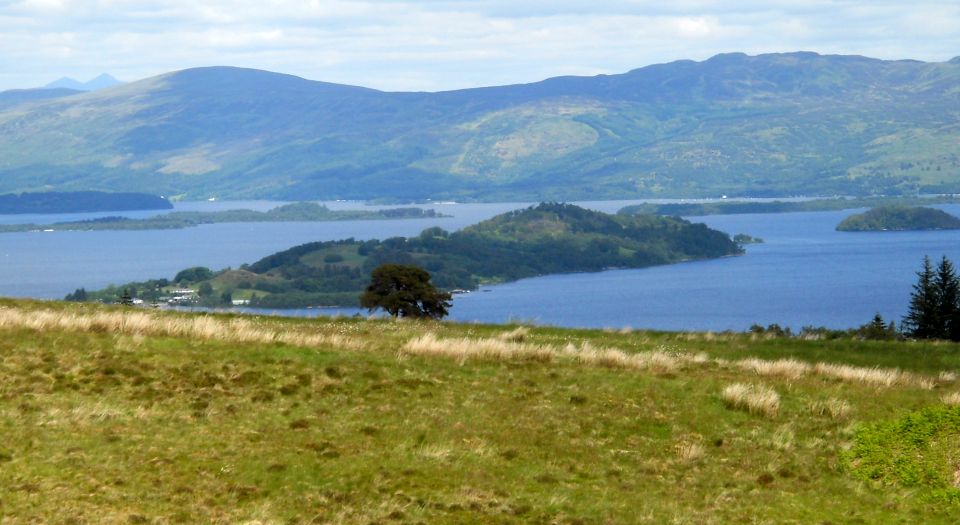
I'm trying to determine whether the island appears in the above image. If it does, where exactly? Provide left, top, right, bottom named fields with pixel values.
left=618, top=196, right=960, bottom=217
left=733, top=233, right=764, bottom=245
left=70, top=203, right=744, bottom=308
left=836, top=205, right=960, bottom=231
left=0, top=202, right=442, bottom=233
left=0, top=191, right=172, bottom=214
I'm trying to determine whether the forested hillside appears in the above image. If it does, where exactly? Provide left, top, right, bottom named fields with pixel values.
left=79, top=203, right=742, bottom=307
left=1, top=52, right=959, bottom=200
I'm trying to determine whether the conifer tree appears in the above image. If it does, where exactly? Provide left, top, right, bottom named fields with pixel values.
left=119, top=288, right=134, bottom=307
left=935, top=256, right=960, bottom=340
left=903, top=256, right=939, bottom=338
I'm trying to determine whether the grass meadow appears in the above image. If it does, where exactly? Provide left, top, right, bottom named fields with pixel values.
left=0, top=299, right=959, bottom=523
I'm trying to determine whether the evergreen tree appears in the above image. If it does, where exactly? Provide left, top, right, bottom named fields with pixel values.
left=64, top=288, right=88, bottom=302
left=860, top=313, right=898, bottom=340
left=935, top=256, right=960, bottom=340
left=119, top=288, right=134, bottom=306
left=903, top=256, right=939, bottom=338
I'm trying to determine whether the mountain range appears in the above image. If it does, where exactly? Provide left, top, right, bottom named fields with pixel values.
left=1, top=52, right=958, bottom=201
left=44, top=74, right=123, bottom=91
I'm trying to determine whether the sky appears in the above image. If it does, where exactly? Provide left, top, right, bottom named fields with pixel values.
left=1, top=0, right=958, bottom=92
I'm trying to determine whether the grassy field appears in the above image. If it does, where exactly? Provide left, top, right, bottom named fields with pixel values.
left=1, top=299, right=959, bottom=523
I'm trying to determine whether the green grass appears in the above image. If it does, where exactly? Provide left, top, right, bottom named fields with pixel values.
left=1, top=299, right=959, bottom=523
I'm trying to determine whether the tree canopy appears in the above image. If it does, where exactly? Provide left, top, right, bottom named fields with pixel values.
left=359, top=264, right=451, bottom=320
left=903, top=256, right=960, bottom=340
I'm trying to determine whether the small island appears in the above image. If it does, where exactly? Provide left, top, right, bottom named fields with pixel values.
left=0, top=191, right=172, bottom=214
left=733, top=233, right=764, bottom=245
left=0, top=202, right=443, bottom=233
left=836, top=205, right=960, bottom=231
left=71, top=203, right=744, bottom=308
left=618, top=196, right=960, bottom=217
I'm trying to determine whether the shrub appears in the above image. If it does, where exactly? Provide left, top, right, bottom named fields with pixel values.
left=845, top=405, right=960, bottom=503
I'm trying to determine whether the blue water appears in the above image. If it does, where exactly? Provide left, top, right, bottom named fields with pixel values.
left=450, top=209, right=960, bottom=331
left=2, top=200, right=959, bottom=331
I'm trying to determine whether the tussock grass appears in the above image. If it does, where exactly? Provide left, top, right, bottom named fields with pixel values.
left=401, top=333, right=555, bottom=363
left=737, top=358, right=812, bottom=380
left=497, top=326, right=530, bottom=343
left=402, top=333, right=709, bottom=375
left=563, top=342, right=707, bottom=373
left=676, top=331, right=736, bottom=342
left=0, top=306, right=944, bottom=391
left=722, top=383, right=780, bottom=418
left=813, top=362, right=934, bottom=389
left=942, top=392, right=960, bottom=406
left=0, top=306, right=363, bottom=350
left=674, top=440, right=705, bottom=462
left=809, top=398, right=852, bottom=420
left=770, top=424, right=796, bottom=451
left=403, top=330, right=943, bottom=391
left=733, top=356, right=936, bottom=389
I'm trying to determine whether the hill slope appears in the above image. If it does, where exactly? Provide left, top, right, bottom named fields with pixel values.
left=2, top=52, right=959, bottom=200
left=1, top=300, right=959, bottom=523
left=0, top=87, right=82, bottom=111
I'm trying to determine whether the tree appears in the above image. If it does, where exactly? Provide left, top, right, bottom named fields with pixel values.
left=902, top=255, right=960, bottom=340
left=859, top=313, right=897, bottom=340
left=903, top=256, right=938, bottom=338
left=119, top=288, right=134, bottom=306
left=935, top=256, right=960, bottom=341
left=174, top=266, right=214, bottom=284
left=359, top=264, right=452, bottom=319
left=65, top=288, right=88, bottom=302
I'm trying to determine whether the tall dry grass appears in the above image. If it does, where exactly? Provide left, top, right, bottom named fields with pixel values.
left=563, top=342, right=707, bottom=373
left=402, top=331, right=945, bottom=392
left=808, top=398, right=852, bottom=420
left=497, top=326, right=530, bottom=343
left=2, top=305, right=946, bottom=392
left=401, top=333, right=555, bottom=364
left=941, top=392, right=960, bottom=406
left=721, top=383, right=780, bottom=418
left=733, top=356, right=935, bottom=389
left=737, top=358, right=811, bottom=380
left=0, top=306, right=363, bottom=350
left=401, top=333, right=708, bottom=374
left=812, top=363, right=933, bottom=389
left=674, top=440, right=705, bottom=462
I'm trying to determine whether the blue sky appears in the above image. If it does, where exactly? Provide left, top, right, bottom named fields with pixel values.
left=1, top=0, right=958, bottom=92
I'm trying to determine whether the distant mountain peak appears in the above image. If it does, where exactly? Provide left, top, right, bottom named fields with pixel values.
left=44, top=74, right=122, bottom=92
left=950, top=56, right=960, bottom=64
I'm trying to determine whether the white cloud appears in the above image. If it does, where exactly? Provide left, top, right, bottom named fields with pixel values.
left=0, top=0, right=958, bottom=91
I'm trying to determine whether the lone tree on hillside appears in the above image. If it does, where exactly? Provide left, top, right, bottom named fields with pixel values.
left=359, top=264, right=452, bottom=319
